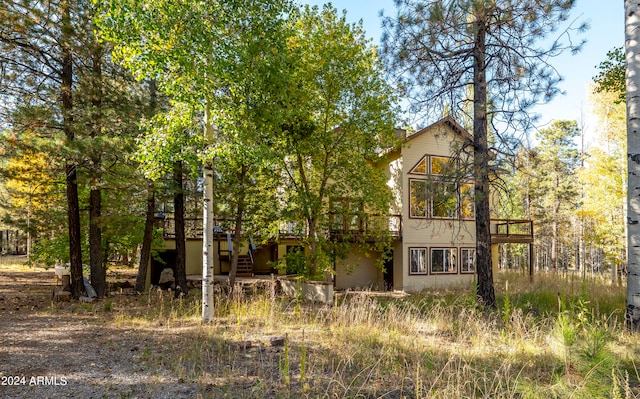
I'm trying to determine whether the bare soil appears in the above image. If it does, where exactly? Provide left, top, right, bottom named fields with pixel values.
left=0, top=259, right=208, bottom=399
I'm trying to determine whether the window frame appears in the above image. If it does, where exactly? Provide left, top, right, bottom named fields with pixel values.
left=409, top=178, right=429, bottom=219
left=430, top=247, right=458, bottom=274
left=407, top=154, right=477, bottom=221
left=409, top=247, right=428, bottom=275
left=460, top=247, right=476, bottom=274
left=408, top=155, right=428, bottom=175
left=431, top=180, right=458, bottom=219
left=459, top=182, right=475, bottom=220
left=430, top=156, right=453, bottom=176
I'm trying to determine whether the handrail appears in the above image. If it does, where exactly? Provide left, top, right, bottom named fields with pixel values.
left=159, top=213, right=531, bottom=243
left=160, top=213, right=403, bottom=240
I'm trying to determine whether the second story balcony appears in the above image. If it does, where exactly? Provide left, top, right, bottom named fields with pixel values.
left=158, top=212, right=532, bottom=245
left=490, top=219, right=534, bottom=244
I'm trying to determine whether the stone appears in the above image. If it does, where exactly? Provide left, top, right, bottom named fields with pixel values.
left=54, top=290, right=72, bottom=302
left=79, top=296, right=95, bottom=303
left=158, top=268, right=175, bottom=289
left=269, top=336, right=286, bottom=347
left=237, top=341, right=252, bottom=350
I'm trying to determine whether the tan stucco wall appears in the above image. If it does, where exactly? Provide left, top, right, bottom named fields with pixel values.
left=335, top=246, right=383, bottom=290
left=491, top=243, right=499, bottom=275
left=153, top=238, right=221, bottom=282
left=397, top=121, right=479, bottom=293
left=402, top=273, right=475, bottom=292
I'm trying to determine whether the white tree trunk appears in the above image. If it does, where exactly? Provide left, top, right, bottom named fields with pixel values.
left=625, top=0, right=640, bottom=328
left=202, top=101, right=215, bottom=322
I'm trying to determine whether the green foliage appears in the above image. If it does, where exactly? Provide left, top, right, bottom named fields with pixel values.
left=528, top=120, right=581, bottom=269
left=279, top=334, right=291, bottom=386
left=31, top=234, right=72, bottom=267
left=276, top=5, right=399, bottom=276
left=553, top=296, right=620, bottom=398
left=502, top=280, right=512, bottom=326
left=280, top=248, right=307, bottom=276
left=136, top=103, right=202, bottom=181
left=0, top=0, right=153, bottom=276
left=593, top=46, right=625, bottom=103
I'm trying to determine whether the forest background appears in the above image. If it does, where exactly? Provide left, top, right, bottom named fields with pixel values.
left=0, top=0, right=627, bottom=294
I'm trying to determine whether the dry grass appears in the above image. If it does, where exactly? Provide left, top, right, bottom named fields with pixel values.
left=2, top=258, right=639, bottom=398
left=100, top=270, right=639, bottom=398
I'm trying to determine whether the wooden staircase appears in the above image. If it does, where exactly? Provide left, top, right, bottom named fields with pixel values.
left=218, top=233, right=256, bottom=277
left=236, top=255, right=254, bottom=277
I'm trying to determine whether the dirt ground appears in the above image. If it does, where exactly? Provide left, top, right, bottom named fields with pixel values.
left=0, top=257, right=209, bottom=399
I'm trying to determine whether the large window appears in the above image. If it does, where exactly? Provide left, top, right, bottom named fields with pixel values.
left=409, top=247, right=427, bottom=274
left=408, top=155, right=475, bottom=220
left=331, top=198, right=363, bottom=231
left=409, top=179, right=428, bottom=218
left=432, top=182, right=457, bottom=218
left=460, top=183, right=475, bottom=219
left=431, top=156, right=454, bottom=175
left=431, top=248, right=457, bottom=274
left=461, top=248, right=476, bottom=273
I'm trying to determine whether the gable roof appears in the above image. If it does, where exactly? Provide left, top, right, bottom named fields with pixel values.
left=405, top=115, right=473, bottom=144
left=378, top=116, right=473, bottom=165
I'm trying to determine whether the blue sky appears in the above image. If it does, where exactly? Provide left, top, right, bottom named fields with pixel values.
left=302, top=0, right=624, bottom=135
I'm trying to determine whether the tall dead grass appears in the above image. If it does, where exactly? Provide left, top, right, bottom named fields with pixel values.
left=38, top=265, right=640, bottom=398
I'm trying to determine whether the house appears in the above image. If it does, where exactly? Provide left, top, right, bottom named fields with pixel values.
left=381, top=116, right=533, bottom=291
left=147, top=116, right=533, bottom=292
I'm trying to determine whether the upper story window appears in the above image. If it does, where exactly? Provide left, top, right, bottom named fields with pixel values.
left=431, top=156, right=455, bottom=175
left=330, top=197, right=363, bottom=231
left=408, top=155, right=475, bottom=220
left=432, top=181, right=458, bottom=218
left=409, top=179, right=428, bottom=218
left=460, top=183, right=475, bottom=220
left=409, top=155, right=428, bottom=175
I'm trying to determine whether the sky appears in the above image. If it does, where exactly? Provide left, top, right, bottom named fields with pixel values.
left=302, top=0, right=625, bottom=137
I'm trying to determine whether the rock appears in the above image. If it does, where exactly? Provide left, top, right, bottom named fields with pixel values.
left=158, top=268, right=175, bottom=289
left=79, top=296, right=95, bottom=303
left=237, top=341, right=252, bottom=350
left=54, top=290, right=72, bottom=302
left=269, top=336, right=286, bottom=347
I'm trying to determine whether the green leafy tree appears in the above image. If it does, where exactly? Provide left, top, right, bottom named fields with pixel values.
left=594, top=46, right=625, bottom=103
left=382, top=0, right=584, bottom=307
left=96, top=0, right=293, bottom=321
left=0, top=132, right=63, bottom=260
left=137, top=102, right=202, bottom=296
left=277, top=5, right=398, bottom=279
left=1, top=0, right=94, bottom=296
left=529, top=120, right=580, bottom=271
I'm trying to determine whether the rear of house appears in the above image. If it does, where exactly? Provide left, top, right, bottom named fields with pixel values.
left=147, top=116, right=533, bottom=293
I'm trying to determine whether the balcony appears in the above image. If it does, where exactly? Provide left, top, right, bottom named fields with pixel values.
left=158, top=213, right=532, bottom=244
left=328, top=214, right=403, bottom=242
left=490, top=219, right=534, bottom=244
left=159, top=213, right=403, bottom=241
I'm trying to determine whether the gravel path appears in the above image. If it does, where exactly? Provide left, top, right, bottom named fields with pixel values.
left=0, top=268, right=204, bottom=399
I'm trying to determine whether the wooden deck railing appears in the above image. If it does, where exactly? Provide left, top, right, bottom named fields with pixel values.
left=159, top=213, right=403, bottom=241
left=159, top=213, right=531, bottom=244
left=490, top=219, right=534, bottom=243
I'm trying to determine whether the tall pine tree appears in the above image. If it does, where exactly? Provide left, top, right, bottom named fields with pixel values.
left=382, top=0, right=585, bottom=307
